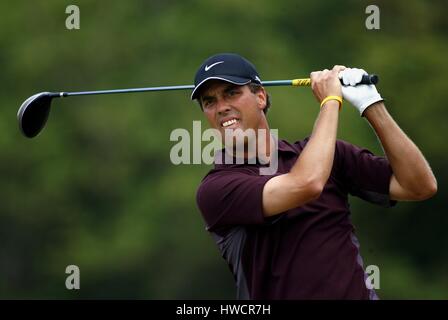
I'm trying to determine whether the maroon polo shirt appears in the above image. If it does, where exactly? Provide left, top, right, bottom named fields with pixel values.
left=196, top=138, right=396, bottom=299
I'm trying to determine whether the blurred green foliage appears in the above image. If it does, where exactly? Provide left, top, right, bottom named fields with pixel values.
left=0, top=0, right=446, bottom=299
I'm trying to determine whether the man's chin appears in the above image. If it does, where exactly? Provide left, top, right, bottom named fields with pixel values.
left=222, top=127, right=245, bottom=141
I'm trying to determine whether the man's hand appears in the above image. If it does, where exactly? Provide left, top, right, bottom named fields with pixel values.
left=339, top=68, right=383, bottom=116
left=310, top=65, right=346, bottom=103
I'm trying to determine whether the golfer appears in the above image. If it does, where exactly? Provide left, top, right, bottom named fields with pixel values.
left=191, top=53, right=437, bottom=299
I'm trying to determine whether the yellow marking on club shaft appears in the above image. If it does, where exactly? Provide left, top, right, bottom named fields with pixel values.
left=292, top=79, right=311, bottom=86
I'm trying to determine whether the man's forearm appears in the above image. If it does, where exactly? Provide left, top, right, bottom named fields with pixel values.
left=364, top=102, right=437, bottom=195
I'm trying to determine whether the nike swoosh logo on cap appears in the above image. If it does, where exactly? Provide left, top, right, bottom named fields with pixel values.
left=205, top=61, right=224, bottom=71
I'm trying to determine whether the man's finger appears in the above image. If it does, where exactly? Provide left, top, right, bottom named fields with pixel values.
left=353, top=68, right=365, bottom=85
left=339, top=69, right=350, bottom=85
left=332, top=65, right=346, bottom=74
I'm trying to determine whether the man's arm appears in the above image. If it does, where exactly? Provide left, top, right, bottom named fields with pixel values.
left=364, top=102, right=437, bottom=201
left=262, top=66, right=345, bottom=217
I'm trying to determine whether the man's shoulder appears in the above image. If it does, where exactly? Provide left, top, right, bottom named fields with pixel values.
left=196, top=158, right=275, bottom=199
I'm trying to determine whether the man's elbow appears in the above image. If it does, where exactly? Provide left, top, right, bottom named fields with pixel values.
left=412, top=179, right=438, bottom=200
left=289, top=177, right=325, bottom=203
left=421, top=180, right=438, bottom=199
left=304, top=179, right=325, bottom=201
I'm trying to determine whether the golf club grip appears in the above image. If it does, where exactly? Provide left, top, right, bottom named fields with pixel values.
left=359, top=74, right=378, bottom=85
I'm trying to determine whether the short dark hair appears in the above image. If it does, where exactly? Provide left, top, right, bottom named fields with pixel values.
left=197, top=82, right=272, bottom=114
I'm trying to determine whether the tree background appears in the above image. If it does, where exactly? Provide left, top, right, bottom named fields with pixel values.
left=0, top=0, right=446, bottom=299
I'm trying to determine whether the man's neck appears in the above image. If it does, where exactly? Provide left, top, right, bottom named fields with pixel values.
left=223, top=128, right=274, bottom=163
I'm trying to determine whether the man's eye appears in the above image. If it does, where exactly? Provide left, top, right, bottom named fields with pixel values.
left=228, top=90, right=239, bottom=96
left=203, top=100, right=213, bottom=108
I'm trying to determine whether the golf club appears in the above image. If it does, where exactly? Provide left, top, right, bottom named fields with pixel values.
left=17, top=74, right=378, bottom=138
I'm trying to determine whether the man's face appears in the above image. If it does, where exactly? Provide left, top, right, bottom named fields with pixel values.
left=199, top=80, right=267, bottom=138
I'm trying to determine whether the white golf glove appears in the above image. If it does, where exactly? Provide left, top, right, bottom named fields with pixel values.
left=339, top=68, right=383, bottom=116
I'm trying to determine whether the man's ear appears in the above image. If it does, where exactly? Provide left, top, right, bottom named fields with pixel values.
left=256, top=88, right=267, bottom=110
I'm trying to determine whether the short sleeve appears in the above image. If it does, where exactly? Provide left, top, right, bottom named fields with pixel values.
left=196, top=170, right=277, bottom=231
left=336, top=140, right=396, bottom=207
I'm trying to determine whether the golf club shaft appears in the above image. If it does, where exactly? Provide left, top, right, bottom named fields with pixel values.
left=54, top=74, right=377, bottom=98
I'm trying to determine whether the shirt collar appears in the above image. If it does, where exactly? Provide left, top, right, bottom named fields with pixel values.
left=276, top=138, right=300, bottom=154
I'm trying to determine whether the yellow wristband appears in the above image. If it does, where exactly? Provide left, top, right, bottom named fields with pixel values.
left=320, top=95, right=342, bottom=110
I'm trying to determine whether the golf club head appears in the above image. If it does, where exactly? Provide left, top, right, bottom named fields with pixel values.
left=17, top=92, right=56, bottom=138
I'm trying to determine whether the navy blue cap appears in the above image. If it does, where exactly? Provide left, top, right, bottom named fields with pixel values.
left=191, top=53, right=262, bottom=100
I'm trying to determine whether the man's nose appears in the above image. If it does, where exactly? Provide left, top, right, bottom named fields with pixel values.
left=216, top=97, right=231, bottom=114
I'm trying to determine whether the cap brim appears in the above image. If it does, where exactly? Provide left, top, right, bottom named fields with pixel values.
left=190, top=76, right=251, bottom=100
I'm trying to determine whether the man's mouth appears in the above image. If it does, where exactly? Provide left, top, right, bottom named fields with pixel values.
left=220, top=117, right=240, bottom=128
